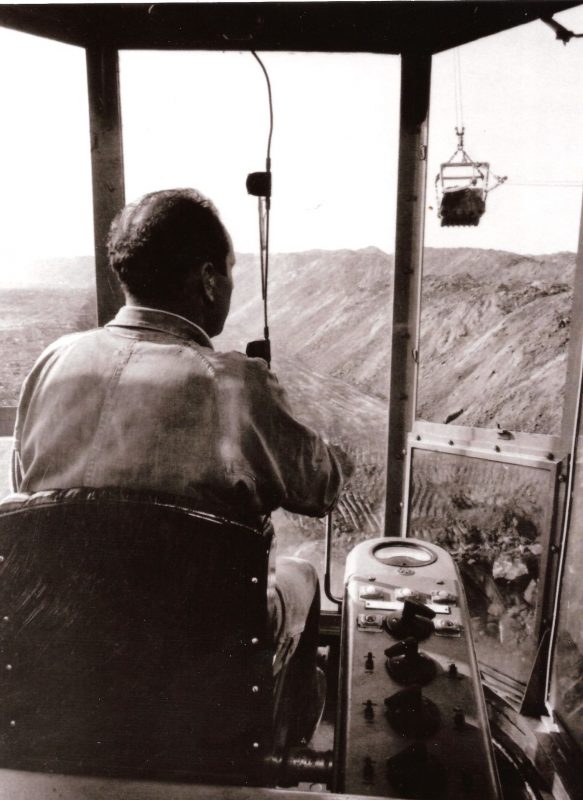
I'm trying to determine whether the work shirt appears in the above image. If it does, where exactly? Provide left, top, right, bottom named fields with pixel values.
left=11, top=306, right=342, bottom=519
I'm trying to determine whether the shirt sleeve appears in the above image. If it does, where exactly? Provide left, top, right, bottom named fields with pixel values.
left=8, top=332, right=77, bottom=494
left=242, top=357, right=344, bottom=517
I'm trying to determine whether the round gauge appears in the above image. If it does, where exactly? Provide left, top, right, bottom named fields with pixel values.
left=373, top=542, right=436, bottom=567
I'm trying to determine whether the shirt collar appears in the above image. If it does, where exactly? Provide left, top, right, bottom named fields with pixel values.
left=106, top=305, right=214, bottom=349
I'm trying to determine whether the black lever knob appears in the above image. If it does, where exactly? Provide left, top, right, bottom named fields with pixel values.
left=384, top=599, right=436, bottom=641
left=385, top=684, right=440, bottom=738
left=385, top=637, right=437, bottom=685
left=386, top=741, right=447, bottom=798
left=363, top=756, right=375, bottom=784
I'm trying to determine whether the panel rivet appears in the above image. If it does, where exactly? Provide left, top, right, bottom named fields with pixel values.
left=5, top=664, right=12, bottom=671
left=251, top=637, right=259, bottom=645
left=251, top=577, right=258, bottom=584
left=252, top=685, right=260, bottom=693
left=9, top=720, right=15, bottom=728
left=252, top=742, right=260, bottom=749
left=0, top=556, right=5, bottom=563
left=2, top=616, right=9, bottom=623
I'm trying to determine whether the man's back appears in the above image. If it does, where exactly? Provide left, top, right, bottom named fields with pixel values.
left=13, top=306, right=341, bottom=519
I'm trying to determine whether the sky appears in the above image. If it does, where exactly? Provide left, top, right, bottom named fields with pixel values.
left=0, top=3, right=583, bottom=268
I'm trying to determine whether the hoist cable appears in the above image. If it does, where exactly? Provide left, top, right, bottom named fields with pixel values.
left=251, top=50, right=273, bottom=344
left=454, top=49, right=464, bottom=132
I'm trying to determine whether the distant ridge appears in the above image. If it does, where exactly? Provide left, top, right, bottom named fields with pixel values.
left=0, top=256, right=95, bottom=289
left=0, top=247, right=574, bottom=289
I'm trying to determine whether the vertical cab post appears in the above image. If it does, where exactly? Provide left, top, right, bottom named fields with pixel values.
left=384, top=51, right=431, bottom=537
left=86, top=46, right=126, bottom=326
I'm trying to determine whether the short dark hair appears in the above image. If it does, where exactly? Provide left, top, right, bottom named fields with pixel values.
left=107, top=188, right=230, bottom=302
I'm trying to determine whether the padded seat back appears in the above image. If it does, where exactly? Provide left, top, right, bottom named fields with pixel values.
left=0, top=489, right=274, bottom=783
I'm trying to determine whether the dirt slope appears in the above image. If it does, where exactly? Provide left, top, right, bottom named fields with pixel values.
left=218, top=247, right=575, bottom=435
left=417, top=271, right=572, bottom=433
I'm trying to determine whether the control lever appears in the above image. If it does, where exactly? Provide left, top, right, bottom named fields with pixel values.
left=385, top=637, right=436, bottom=686
left=386, top=741, right=447, bottom=798
left=383, top=599, right=436, bottom=641
left=384, top=684, right=440, bottom=738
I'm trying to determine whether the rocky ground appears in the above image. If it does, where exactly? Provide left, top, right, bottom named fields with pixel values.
left=410, top=451, right=549, bottom=682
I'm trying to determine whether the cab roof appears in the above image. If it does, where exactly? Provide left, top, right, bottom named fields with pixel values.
left=0, top=2, right=578, bottom=54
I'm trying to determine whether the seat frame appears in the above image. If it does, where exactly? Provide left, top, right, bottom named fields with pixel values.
left=0, top=488, right=276, bottom=785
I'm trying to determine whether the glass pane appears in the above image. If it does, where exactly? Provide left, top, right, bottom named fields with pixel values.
left=409, top=448, right=551, bottom=683
left=553, top=461, right=583, bottom=747
left=0, top=27, right=96, bottom=408
left=417, top=10, right=583, bottom=434
left=120, top=52, right=400, bottom=605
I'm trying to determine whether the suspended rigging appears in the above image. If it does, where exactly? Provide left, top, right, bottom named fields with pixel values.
left=435, top=50, right=506, bottom=228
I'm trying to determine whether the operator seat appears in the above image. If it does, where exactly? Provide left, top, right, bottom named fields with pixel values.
left=0, top=488, right=276, bottom=784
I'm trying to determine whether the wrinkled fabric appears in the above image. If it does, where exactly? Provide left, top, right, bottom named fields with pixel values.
left=271, top=556, right=319, bottom=674
left=12, top=306, right=342, bottom=518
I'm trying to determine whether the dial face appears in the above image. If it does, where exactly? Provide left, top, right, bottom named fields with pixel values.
left=373, top=543, right=436, bottom=567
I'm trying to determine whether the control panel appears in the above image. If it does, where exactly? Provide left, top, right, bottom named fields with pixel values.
left=333, top=538, right=501, bottom=800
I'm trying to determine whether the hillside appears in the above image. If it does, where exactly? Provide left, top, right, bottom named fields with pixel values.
left=217, top=247, right=394, bottom=401
left=218, top=247, right=575, bottom=434
left=418, top=265, right=572, bottom=433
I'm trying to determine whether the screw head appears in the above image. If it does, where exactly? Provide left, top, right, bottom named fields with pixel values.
left=251, top=685, right=259, bottom=693
left=5, top=664, right=12, bottom=671
left=252, top=742, right=260, bottom=749
left=251, top=637, right=259, bottom=645
left=251, top=577, right=258, bottom=584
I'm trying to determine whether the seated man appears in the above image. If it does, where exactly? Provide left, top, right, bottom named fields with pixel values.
left=10, top=188, right=345, bottom=730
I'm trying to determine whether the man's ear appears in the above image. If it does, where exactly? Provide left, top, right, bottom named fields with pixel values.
left=200, top=262, right=216, bottom=303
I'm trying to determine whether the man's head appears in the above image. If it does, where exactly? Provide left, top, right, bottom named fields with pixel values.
left=107, top=188, right=234, bottom=337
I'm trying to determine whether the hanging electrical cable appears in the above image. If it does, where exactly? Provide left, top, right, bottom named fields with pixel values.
left=505, top=180, right=583, bottom=188
left=453, top=48, right=464, bottom=135
left=246, top=51, right=274, bottom=366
